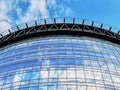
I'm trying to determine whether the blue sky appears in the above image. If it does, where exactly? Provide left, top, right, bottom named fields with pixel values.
left=0, top=0, right=120, bottom=33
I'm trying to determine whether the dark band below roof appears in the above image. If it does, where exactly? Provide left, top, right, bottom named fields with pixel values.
left=0, top=18, right=120, bottom=48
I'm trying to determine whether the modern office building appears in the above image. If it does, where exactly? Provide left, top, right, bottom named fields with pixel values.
left=0, top=18, right=120, bottom=90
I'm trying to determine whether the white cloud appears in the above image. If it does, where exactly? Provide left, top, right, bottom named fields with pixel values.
left=30, top=0, right=49, bottom=18
left=47, top=0, right=56, bottom=9
left=16, top=0, right=50, bottom=25
left=0, top=0, right=73, bottom=34
left=53, top=4, right=73, bottom=17
left=0, top=0, right=12, bottom=33
left=0, top=21, right=11, bottom=34
left=0, top=1, right=9, bottom=20
left=65, top=7, right=73, bottom=16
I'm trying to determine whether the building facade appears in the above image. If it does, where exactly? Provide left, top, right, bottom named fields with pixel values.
left=0, top=18, right=120, bottom=90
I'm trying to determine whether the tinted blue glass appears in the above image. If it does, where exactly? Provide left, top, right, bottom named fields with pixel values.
left=20, top=87, right=29, bottom=90
left=30, top=86, right=39, bottom=90
left=0, top=37, right=120, bottom=90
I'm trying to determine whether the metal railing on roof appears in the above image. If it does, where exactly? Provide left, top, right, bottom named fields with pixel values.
left=0, top=17, right=120, bottom=38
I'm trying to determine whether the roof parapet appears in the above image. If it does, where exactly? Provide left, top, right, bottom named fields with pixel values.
left=0, top=18, right=119, bottom=37
left=0, top=18, right=120, bottom=47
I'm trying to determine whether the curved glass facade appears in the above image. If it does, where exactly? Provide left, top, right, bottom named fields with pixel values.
left=0, top=36, right=120, bottom=90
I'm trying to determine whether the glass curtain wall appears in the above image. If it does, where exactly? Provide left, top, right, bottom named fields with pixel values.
left=0, top=36, right=120, bottom=90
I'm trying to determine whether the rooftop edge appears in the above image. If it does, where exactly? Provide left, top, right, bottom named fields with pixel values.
left=0, top=18, right=120, bottom=48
